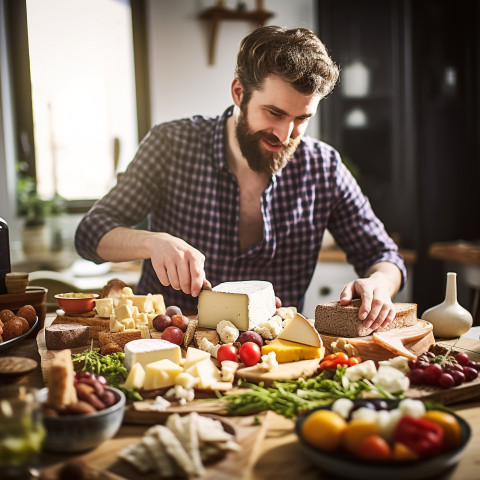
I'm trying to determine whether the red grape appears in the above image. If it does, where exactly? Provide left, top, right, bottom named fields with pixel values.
left=450, top=370, right=465, bottom=386
left=171, top=314, right=189, bottom=332
left=153, top=314, right=171, bottom=332
left=466, top=360, right=480, bottom=371
left=454, top=353, right=470, bottom=365
left=408, top=368, right=426, bottom=385
left=161, top=326, right=184, bottom=345
left=165, top=305, right=182, bottom=317
left=463, top=366, right=478, bottom=382
left=424, top=363, right=443, bottom=385
left=437, top=372, right=454, bottom=389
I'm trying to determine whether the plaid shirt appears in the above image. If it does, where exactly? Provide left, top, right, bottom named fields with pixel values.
left=75, top=106, right=406, bottom=311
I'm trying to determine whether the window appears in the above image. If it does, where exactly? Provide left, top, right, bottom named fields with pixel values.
left=7, top=0, right=150, bottom=211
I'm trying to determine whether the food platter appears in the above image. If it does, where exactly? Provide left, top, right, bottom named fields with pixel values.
left=0, top=317, right=39, bottom=353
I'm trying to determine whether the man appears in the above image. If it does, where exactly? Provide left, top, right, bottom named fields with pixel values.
left=75, top=26, right=406, bottom=330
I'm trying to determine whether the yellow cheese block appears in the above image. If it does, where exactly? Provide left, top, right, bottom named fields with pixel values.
left=143, top=359, right=183, bottom=390
left=261, top=338, right=324, bottom=363
left=122, top=362, right=146, bottom=389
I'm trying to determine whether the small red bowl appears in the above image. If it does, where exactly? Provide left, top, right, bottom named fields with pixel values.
left=55, top=293, right=99, bottom=315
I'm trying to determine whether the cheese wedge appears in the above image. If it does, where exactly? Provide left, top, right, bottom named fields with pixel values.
left=277, top=313, right=322, bottom=347
left=183, top=347, right=211, bottom=371
left=198, top=280, right=276, bottom=330
left=110, top=315, right=126, bottom=333
left=185, top=358, right=222, bottom=389
left=261, top=338, right=324, bottom=363
left=124, top=338, right=181, bottom=370
left=144, top=359, right=183, bottom=390
left=123, top=362, right=146, bottom=389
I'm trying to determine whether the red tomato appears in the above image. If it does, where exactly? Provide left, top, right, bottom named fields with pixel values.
left=239, top=342, right=261, bottom=366
left=347, top=356, right=362, bottom=367
left=319, top=359, right=337, bottom=370
left=354, top=434, right=392, bottom=461
left=217, top=344, right=238, bottom=363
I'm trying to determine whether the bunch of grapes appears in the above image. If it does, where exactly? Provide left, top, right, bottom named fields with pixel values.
left=408, top=351, right=480, bottom=389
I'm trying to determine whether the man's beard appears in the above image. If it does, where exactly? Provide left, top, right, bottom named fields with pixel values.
left=235, top=105, right=300, bottom=175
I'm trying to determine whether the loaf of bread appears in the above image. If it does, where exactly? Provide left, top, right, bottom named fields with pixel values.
left=47, top=349, right=77, bottom=409
left=45, top=324, right=90, bottom=350
left=314, top=300, right=417, bottom=338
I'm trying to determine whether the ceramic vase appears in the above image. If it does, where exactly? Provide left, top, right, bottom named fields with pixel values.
left=422, top=272, right=473, bottom=338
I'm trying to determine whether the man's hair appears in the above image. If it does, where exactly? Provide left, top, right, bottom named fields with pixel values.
left=235, top=25, right=339, bottom=103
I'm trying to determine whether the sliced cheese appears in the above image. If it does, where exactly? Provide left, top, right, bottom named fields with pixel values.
left=261, top=338, right=324, bottom=363
left=198, top=280, right=276, bottom=331
left=277, top=313, right=323, bottom=347
left=143, top=359, right=183, bottom=390
left=95, top=297, right=114, bottom=318
left=185, top=358, right=222, bottom=389
left=124, top=338, right=181, bottom=370
left=123, top=362, right=146, bottom=389
left=183, top=347, right=211, bottom=371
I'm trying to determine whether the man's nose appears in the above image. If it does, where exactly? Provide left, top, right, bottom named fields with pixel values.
left=273, top=120, right=295, bottom=144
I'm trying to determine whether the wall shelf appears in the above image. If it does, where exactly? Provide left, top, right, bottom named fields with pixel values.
left=198, top=6, right=274, bottom=65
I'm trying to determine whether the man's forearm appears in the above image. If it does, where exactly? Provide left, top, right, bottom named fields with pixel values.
left=96, top=226, right=154, bottom=262
left=365, top=261, right=403, bottom=299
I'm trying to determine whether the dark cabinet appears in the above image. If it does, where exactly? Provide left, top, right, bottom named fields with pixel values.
left=316, top=0, right=480, bottom=312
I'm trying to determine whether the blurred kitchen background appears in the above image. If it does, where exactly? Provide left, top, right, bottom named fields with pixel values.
left=0, top=0, right=479, bottom=319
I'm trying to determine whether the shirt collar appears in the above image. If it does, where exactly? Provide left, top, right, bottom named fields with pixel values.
left=211, top=106, right=234, bottom=172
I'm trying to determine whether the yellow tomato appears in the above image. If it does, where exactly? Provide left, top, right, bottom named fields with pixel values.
left=423, top=410, right=462, bottom=450
left=342, top=419, right=379, bottom=454
left=301, top=410, right=347, bottom=452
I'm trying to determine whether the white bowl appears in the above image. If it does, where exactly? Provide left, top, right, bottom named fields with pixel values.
left=41, top=386, right=125, bottom=453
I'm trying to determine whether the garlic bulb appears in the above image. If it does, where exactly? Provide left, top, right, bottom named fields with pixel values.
left=422, top=272, right=473, bottom=338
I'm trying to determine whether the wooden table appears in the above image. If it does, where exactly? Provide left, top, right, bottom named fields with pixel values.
left=1, top=322, right=480, bottom=480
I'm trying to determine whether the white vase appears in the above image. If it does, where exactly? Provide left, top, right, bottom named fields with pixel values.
left=422, top=272, right=473, bottom=338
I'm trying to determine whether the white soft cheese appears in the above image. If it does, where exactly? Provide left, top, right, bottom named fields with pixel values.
left=197, top=280, right=276, bottom=330
left=124, top=338, right=181, bottom=370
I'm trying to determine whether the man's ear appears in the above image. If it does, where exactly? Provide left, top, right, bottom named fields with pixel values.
left=231, top=78, right=243, bottom=106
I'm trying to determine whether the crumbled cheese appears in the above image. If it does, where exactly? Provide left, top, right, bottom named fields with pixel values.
left=216, top=320, right=240, bottom=344
left=220, top=360, right=239, bottom=382
left=258, top=351, right=278, bottom=371
left=165, top=385, right=195, bottom=404
left=198, top=337, right=221, bottom=359
left=378, top=356, right=411, bottom=374
left=254, top=315, right=283, bottom=340
left=275, top=306, right=297, bottom=323
left=344, top=360, right=377, bottom=382
left=373, top=365, right=410, bottom=394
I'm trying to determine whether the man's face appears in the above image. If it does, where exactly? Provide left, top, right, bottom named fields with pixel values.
left=235, top=75, right=320, bottom=175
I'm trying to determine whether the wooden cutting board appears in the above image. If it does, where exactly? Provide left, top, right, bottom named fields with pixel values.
left=40, top=412, right=270, bottom=480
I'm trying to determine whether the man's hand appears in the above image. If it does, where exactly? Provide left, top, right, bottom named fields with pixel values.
left=339, top=262, right=402, bottom=330
left=149, top=233, right=206, bottom=297
left=97, top=227, right=207, bottom=298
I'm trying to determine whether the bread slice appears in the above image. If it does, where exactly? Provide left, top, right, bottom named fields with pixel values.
left=47, top=349, right=77, bottom=409
left=52, top=315, right=109, bottom=340
left=314, top=300, right=417, bottom=338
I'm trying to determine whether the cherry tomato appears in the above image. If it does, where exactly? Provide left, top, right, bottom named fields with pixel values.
left=217, top=344, right=238, bottom=363
left=323, top=352, right=348, bottom=363
left=239, top=342, right=261, bottom=366
left=355, top=434, right=392, bottom=460
left=347, top=356, right=362, bottom=367
left=319, top=359, right=337, bottom=370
